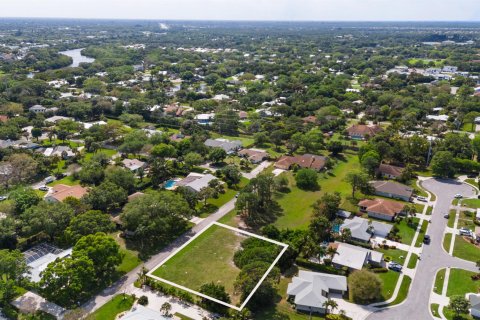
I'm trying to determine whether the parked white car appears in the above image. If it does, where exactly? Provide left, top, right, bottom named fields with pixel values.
left=454, top=194, right=463, bottom=199
left=459, top=227, right=473, bottom=237
left=416, top=196, right=428, bottom=202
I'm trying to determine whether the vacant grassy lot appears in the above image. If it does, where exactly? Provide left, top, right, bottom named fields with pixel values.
left=446, top=269, right=479, bottom=297
left=88, top=294, right=135, bottom=320
left=152, top=224, right=257, bottom=304
left=273, top=151, right=361, bottom=230
left=452, top=235, right=480, bottom=262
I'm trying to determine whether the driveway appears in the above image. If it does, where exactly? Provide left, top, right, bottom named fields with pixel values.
left=367, top=178, right=477, bottom=320
left=242, top=161, right=272, bottom=179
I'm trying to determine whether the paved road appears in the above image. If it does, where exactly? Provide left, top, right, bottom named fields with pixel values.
left=367, top=178, right=477, bottom=320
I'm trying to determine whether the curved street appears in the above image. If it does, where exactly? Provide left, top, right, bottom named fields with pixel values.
left=367, top=178, right=477, bottom=320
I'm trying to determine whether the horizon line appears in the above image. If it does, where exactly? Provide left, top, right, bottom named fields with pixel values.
left=0, top=17, right=480, bottom=23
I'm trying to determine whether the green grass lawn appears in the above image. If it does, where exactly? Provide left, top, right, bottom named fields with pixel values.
left=273, top=151, right=361, bottom=230
left=197, top=177, right=248, bottom=218
left=407, top=254, right=419, bottom=269
left=210, top=133, right=255, bottom=147
left=151, top=224, right=254, bottom=304
left=443, top=233, right=452, bottom=252
left=431, top=303, right=440, bottom=318
left=457, top=211, right=476, bottom=229
left=377, top=270, right=401, bottom=301
left=465, top=179, right=477, bottom=187
left=462, top=198, right=480, bottom=209
left=414, top=220, right=429, bottom=247
left=117, top=248, right=142, bottom=274
left=447, top=210, right=456, bottom=228
left=88, top=294, right=135, bottom=320
left=452, top=235, right=480, bottom=262
left=446, top=269, right=479, bottom=297
left=83, top=149, right=118, bottom=162
left=388, top=275, right=411, bottom=306
left=442, top=307, right=473, bottom=320
left=389, top=217, right=420, bottom=245
left=434, top=269, right=446, bottom=294
left=376, top=248, right=408, bottom=266
left=409, top=180, right=428, bottom=198
left=426, top=206, right=433, bottom=215
left=48, top=175, right=80, bottom=186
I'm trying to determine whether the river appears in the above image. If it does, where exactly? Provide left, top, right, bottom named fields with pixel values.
left=59, top=48, right=95, bottom=67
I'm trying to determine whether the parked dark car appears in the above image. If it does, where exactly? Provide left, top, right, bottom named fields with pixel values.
left=423, top=235, right=431, bottom=244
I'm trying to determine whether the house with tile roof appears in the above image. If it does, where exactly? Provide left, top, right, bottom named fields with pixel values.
left=358, top=198, right=405, bottom=221
left=377, top=163, right=405, bottom=179
left=45, top=184, right=88, bottom=203
left=346, top=124, right=382, bottom=140
left=275, top=154, right=327, bottom=171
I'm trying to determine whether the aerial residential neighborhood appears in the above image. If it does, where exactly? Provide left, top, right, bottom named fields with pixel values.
left=0, top=2, right=480, bottom=320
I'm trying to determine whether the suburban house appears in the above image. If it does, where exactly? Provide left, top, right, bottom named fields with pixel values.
left=23, top=244, right=72, bottom=283
left=467, top=293, right=480, bottom=318
left=238, top=148, right=268, bottom=164
left=377, top=163, right=405, bottom=179
left=204, top=138, right=243, bottom=154
left=358, top=198, right=405, bottom=221
left=329, top=242, right=384, bottom=271
left=370, top=180, right=413, bottom=202
left=39, top=146, right=75, bottom=159
left=302, top=115, right=318, bottom=124
left=122, top=305, right=169, bottom=320
left=12, top=291, right=65, bottom=320
left=28, top=105, right=46, bottom=113
left=340, top=216, right=393, bottom=242
left=45, top=184, right=88, bottom=203
left=195, top=113, right=215, bottom=125
left=175, top=173, right=217, bottom=193
left=346, top=124, right=382, bottom=140
left=287, top=270, right=347, bottom=315
left=275, top=154, right=328, bottom=171
left=122, top=159, right=146, bottom=172
left=44, top=116, right=73, bottom=124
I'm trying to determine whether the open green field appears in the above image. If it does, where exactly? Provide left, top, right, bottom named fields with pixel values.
left=446, top=268, right=479, bottom=297
left=273, top=151, right=361, bottom=229
left=452, top=235, right=480, bottom=262
left=87, top=294, right=135, bottom=320
left=151, top=224, right=264, bottom=304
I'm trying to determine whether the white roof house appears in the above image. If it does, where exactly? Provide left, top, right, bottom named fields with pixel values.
left=204, top=138, right=243, bottom=154
left=340, top=216, right=392, bottom=242
left=426, top=115, right=449, bottom=122
left=176, top=173, right=217, bottom=193
left=24, top=245, right=72, bottom=283
left=122, top=159, right=146, bottom=172
left=29, top=105, right=46, bottom=113
left=468, top=293, right=480, bottom=318
left=287, top=270, right=347, bottom=313
left=331, top=242, right=384, bottom=270
left=122, top=305, right=169, bottom=320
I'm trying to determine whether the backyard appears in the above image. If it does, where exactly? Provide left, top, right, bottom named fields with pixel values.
left=87, top=294, right=135, bottom=320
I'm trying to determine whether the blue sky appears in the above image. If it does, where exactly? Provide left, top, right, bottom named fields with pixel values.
left=2, top=0, right=480, bottom=21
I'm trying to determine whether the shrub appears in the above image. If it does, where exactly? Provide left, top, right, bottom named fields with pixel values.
left=138, top=295, right=149, bottom=306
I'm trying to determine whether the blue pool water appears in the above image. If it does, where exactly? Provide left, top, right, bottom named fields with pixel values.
left=165, top=180, right=177, bottom=188
left=332, top=224, right=340, bottom=233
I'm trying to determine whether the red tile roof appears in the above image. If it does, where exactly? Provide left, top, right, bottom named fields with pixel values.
left=347, top=124, right=382, bottom=138
left=358, top=198, right=405, bottom=217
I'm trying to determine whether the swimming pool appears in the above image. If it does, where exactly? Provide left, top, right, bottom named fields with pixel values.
left=332, top=224, right=340, bottom=233
left=165, top=179, right=178, bottom=189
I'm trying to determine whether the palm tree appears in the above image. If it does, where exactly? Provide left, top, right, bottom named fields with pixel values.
left=136, top=265, right=148, bottom=287
left=322, top=299, right=338, bottom=315
left=326, top=246, right=338, bottom=260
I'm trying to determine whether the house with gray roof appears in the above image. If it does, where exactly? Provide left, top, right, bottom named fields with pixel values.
left=122, top=305, right=169, bottom=320
left=330, top=242, right=384, bottom=271
left=204, top=138, right=243, bottom=154
left=467, top=293, right=480, bottom=318
left=370, top=180, right=413, bottom=202
left=29, top=105, right=46, bottom=113
left=287, top=270, right=347, bottom=315
left=340, top=216, right=392, bottom=243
